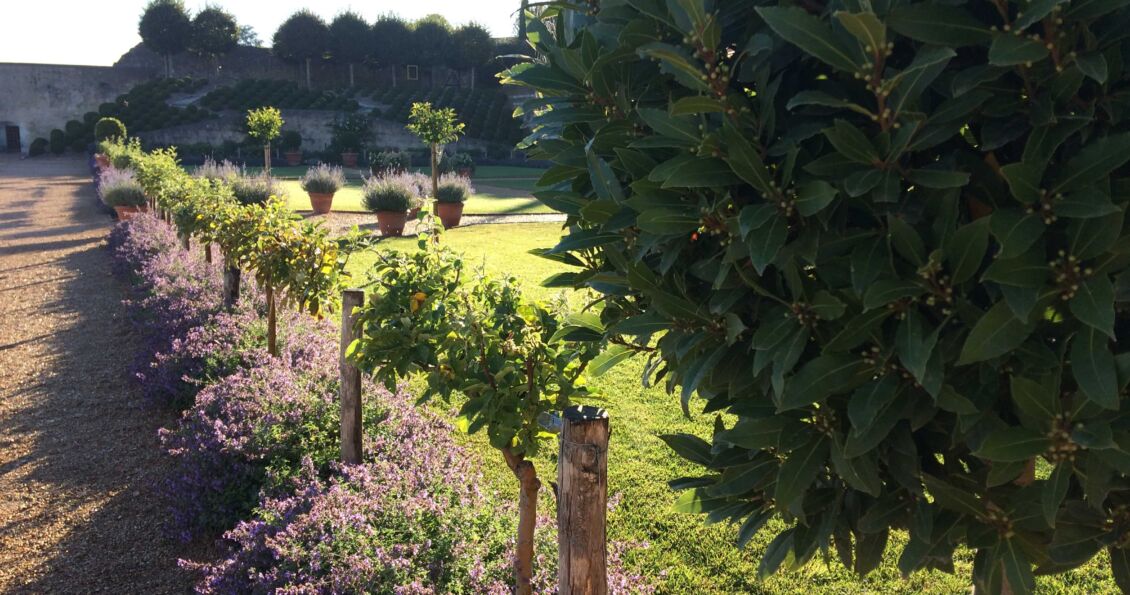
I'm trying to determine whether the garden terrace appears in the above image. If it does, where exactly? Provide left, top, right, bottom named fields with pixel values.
left=97, top=77, right=215, bottom=133
left=364, top=86, right=523, bottom=144
left=199, top=79, right=360, bottom=112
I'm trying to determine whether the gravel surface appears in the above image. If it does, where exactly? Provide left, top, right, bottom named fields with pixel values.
left=0, top=155, right=192, bottom=593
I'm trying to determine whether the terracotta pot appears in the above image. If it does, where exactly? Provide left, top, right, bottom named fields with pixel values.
left=376, top=211, right=408, bottom=236
left=435, top=202, right=464, bottom=229
left=94, top=154, right=110, bottom=169
left=284, top=150, right=303, bottom=166
left=457, top=167, right=473, bottom=178
left=341, top=152, right=359, bottom=168
left=309, top=192, right=335, bottom=215
left=114, top=205, right=148, bottom=221
left=408, top=206, right=421, bottom=219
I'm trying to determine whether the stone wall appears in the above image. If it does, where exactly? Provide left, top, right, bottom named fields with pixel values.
left=0, top=63, right=148, bottom=153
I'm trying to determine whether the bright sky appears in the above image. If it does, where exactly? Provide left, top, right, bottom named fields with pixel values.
left=0, top=1, right=520, bottom=67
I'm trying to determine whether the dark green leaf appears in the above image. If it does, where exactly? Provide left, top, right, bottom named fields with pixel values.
left=1072, top=328, right=1119, bottom=409
left=747, top=214, right=788, bottom=274
left=1070, top=275, right=1115, bottom=338
left=756, top=7, right=861, bottom=73
left=975, top=427, right=1051, bottom=462
left=773, top=436, right=828, bottom=511
left=659, top=433, right=713, bottom=466
left=1043, top=464, right=1072, bottom=528
left=780, top=354, right=868, bottom=411
left=721, top=122, right=774, bottom=194
left=957, top=300, right=1034, bottom=365
left=945, top=218, right=990, bottom=284
left=907, top=169, right=970, bottom=189
left=990, top=210, right=1045, bottom=260
left=1011, top=375, right=1059, bottom=421
left=586, top=149, right=625, bottom=202
left=795, top=181, right=837, bottom=216
left=998, top=537, right=1036, bottom=594
left=863, top=279, right=924, bottom=310
left=824, top=119, right=880, bottom=164
left=989, top=34, right=1049, bottom=66
left=887, top=5, right=992, bottom=46
left=1055, top=133, right=1130, bottom=192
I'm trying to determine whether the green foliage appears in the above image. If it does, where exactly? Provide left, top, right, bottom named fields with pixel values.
left=272, top=10, right=329, bottom=64
left=102, top=137, right=145, bottom=170
left=246, top=106, right=283, bottom=144
left=347, top=222, right=596, bottom=458
left=508, top=1, right=1130, bottom=591
left=200, top=79, right=357, bottom=112
left=48, top=129, right=65, bottom=155
left=370, top=16, right=412, bottom=68
left=451, top=23, right=495, bottom=70
left=94, top=117, right=127, bottom=141
left=280, top=130, right=302, bottom=151
left=407, top=102, right=464, bottom=147
left=367, top=86, right=521, bottom=143
left=329, top=113, right=371, bottom=153
left=138, top=0, right=191, bottom=57
left=435, top=174, right=473, bottom=204
left=231, top=174, right=282, bottom=206
left=300, top=163, right=345, bottom=194
left=369, top=149, right=410, bottom=173
left=29, top=138, right=48, bottom=157
left=328, top=11, right=370, bottom=65
left=189, top=6, right=239, bottom=58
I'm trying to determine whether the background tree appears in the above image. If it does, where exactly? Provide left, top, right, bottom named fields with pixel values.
left=405, top=102, right=463, bottom=197
left=272, top=10, right=329, bottom=89
left=410, top=18, right=453, bottom=86
left=370, top=15, right=411, bottom=87
left=327, top=11, right=369, bottom=87
left=138, top=0, right=191, bottom=78
left=451, top=23, right=494, bottom=89
left=237, top=24, right=261, bottom=47
left=189, top=6, right=238, bottom=66
left=509, top=2, right=1130, bottom=593
left=246, top=107, right=282, bottom=174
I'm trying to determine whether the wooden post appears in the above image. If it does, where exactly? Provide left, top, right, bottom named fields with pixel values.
left=266, top=284, right=277, bottom=357
left=558, top=406, right=610, bottom=595
left=180, top=234, right=190, bottom=251
left=340, top=289, right=364, bottom=464
left=204, top=243, right=212, bottom=264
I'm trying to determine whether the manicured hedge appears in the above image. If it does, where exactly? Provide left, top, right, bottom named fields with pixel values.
left=199, top=79, right=359, bottom=112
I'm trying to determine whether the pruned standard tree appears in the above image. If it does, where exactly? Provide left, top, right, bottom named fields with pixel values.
left=189, top=6, right=238, bottom=68
left=370, top=15, right=412, bottom=87
left=508, top=1, right=1130, bottom=594
left=451, top=23, right=494, bottom=89
left=273, top=10, right=329, bottom=89
left=328, top=11, right=369, bottom=87
left=410, top=17, right=453, bottom=87
left=138, top=0, right=191, bottom=78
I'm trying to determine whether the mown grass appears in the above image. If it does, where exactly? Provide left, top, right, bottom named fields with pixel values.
left=279, top=181, right=552, bottom=216
left=342, top=223, right=1117, bottom=594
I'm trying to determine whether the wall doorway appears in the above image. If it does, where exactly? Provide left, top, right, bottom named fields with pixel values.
left=4, top=126, right=19, bottom=153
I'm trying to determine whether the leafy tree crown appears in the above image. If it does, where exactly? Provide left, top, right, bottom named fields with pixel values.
left=328, top=11, right=370, bottom=64
left=246, top=107, right=283, bottom=143
left=370, top=15, right=412, bottom=68
left=451, top=23, right=495, bottom=70
left=272, top=10, right=329, bottom=63
left=189, top=6, right=239, bottom=58
left=138, top=0, right=191, bottom=56
left=406, top=102, right=464, bottom=146
left=94, top=117, right=127, bottom=141
left=507, top=1, right=1130, bottom=592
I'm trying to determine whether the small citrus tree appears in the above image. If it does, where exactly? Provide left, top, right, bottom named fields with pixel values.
left=406, top=102, right=464, bottom=197
left=508, top=1, right=1130, bottom=593
left=246, top=107, right=283, bottom=175
left=347, top=221, right=596, bottom=593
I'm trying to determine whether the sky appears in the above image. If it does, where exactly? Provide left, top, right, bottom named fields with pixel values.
left=0, top=1, right=520, bottom=67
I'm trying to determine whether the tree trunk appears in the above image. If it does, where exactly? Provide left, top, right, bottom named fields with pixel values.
left=392, top=64, right=397, bottom=88
left=519, top=0, right=529, bottom=41
left=204, top=243, right=212, bottom=264
left=503, top=448, right=539, bottom=595
left=430, top=144, right=439, bottom=198
left=264, top=142, right=271, bottom=174
left=349, top=63, right=355, bottom=87
left=470, top=66, right=476, bottom=90
left=266, top=283, right=278, bottom=357
left=305, top=57, right=312, bottom=89
left=180, top=233, right=190, bottom=251
left=223, top=257, right=240, bottom=309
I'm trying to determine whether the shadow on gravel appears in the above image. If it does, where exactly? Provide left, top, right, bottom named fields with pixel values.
left=0, top=162, right=197, bottom=594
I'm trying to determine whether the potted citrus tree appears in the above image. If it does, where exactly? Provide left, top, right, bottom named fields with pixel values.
left=330, top=113, right=370, bottom=168
left=280, top=130, right=303, bottom=166
left=246, top=106, right=283, bottom=174
left=362, top=175, right=413, bottom=236
left=406, top=102, right=464, bottom=199
left=99, top=168, right=149, bottom=221
left=434, top=173, right=471, bottom=229
left=300, top=163, right=345, bottom=215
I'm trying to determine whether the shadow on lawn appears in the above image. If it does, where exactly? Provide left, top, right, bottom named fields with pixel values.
left=0, top=160, right=200, bottom=592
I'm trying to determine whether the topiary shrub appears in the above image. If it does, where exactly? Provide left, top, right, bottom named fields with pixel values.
left=94, top=117, right=127, bottom=141
left=48, top=129, right=66, bottom=155
left=510, top=1, right=1130, bottom=592
left=29, top=138, right=48, bottom=157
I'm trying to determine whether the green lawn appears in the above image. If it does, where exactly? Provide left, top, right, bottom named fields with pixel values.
left=229, top=164, right=545, bottom=181
left=279, top=180, right=553, bottom=215
left=342, top=224, right=1118, bottom=594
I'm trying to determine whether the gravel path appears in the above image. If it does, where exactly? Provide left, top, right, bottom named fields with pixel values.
left=0, top=155, right=191, bottom=593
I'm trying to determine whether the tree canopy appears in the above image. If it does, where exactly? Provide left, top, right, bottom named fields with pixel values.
left=138, top=0, right=191, bottom=57
left=327, top=11, right=369, bottom=65
left=370, top=16, right=412, bottom=68
left=189, top=6, right=239, bottom=58
left=451, top=23, right=494, bottom=71
left=272, top=10, right=329, bottom=63
left=410, top=19, right=453, bottom=68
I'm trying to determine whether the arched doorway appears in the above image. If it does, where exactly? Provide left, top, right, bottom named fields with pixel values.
left=3, top=124, right=19, bottom=153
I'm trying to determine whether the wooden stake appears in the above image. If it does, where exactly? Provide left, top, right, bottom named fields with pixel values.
left=204, top=243, right=212, bottom=264
left=558, top=406, right=610, bottom=595
left=266, top=284, right=277, bottom=357
left=340, top=289, right=364, bottom=465
left=180, top=234, right=190, bottom=251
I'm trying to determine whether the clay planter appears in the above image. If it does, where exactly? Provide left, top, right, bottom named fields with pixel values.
left=408, top=206, right=421, bottom=219
left=435, top=202, right=464, bottom=229
left=284, top=150, right=303, bottom=166
left=309, top=192, right=335, bottom=215
left=457, top=167, right=473, bottom=178
left=113, top=205, right=148, bottom=221
left=341, top=152, right=359, bottom=168
left=376, top=211, right=408, bottom=236
left=94, top=153, right=110, bottom=169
